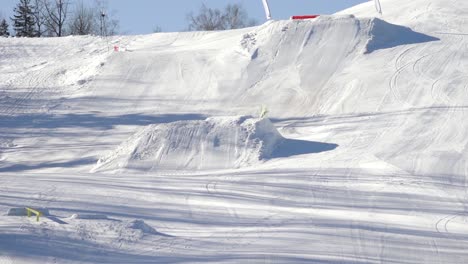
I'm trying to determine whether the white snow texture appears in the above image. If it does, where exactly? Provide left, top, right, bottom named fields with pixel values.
left=94, top=116, right=284, bottom=172
left=1, top=0, right=468, bottom=263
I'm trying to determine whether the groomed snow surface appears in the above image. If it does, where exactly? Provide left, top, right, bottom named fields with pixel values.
left=1, top=0, right=468, bottom=263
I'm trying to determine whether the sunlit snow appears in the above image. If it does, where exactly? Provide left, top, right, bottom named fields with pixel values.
left=1, top=0, right=467, bottom=263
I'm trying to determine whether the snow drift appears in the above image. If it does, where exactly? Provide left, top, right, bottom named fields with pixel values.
left=93, top=116, right=284, bottom=172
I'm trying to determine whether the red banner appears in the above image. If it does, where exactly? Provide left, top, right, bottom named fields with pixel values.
left=291, top=15, right=320, bottom=20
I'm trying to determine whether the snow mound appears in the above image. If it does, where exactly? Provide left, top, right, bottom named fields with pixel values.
left=70, top=214, right=108, bottom=220
left=114, top=220, right=167, bottom=242
left=339, top=0, right=468, bottom=33
left=92, top=116, right=284, bottom=172
left=216, top=15, right=437, bottom=117
left=126, top=220, right=158, bottom=234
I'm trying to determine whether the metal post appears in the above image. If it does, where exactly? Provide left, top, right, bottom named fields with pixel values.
left=262, top=0, right=272, bottom=20
left=100, top=10, right=106, bottom=37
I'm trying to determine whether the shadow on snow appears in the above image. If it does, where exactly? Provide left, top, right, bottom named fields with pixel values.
left=272, top=139, right=338, bottom=158
left=0, top=113, right=207, bottom=130
left=365, top=18, right=440, bottom=54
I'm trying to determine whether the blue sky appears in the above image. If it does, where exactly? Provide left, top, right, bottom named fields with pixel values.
left=1, top=0, right=369, bottom=34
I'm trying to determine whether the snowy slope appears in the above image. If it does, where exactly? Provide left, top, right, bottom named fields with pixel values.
left=1, top=0, right=468, bottom=263
left=340, top=0, right=468, bottom=33
left=0, top=15, right=438, bottom=173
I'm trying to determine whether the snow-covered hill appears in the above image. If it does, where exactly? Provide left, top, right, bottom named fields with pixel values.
left=340, top=0, right=468, bottom=33
left=1, top=0, right=467, bottom=263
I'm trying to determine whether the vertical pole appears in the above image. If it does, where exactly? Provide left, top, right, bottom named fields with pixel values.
left=262, top=0, right=272, bottom=20
left=374, top=0, right=382, bottom=14
left=100, top=10, right=106, bottom=37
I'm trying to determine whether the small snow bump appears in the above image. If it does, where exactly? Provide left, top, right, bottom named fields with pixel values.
left=126, top=220, right=157, bottom=234
left=70, top=214, right=108, bottom=220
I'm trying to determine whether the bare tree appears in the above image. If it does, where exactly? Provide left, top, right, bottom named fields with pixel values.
left=187, top=4, right=224, bottom=31
left=223, top=4, right=256, bottom=30
left=153, top=25, right=162, bottom=33
left=94, top=0, right=119, bottom=36
left=67, top=0, right=119, bottom=36
left=32, top=0, right=46, bottom=36
left=42, top=0, right=69, bottom=37
left=68, top=0, right=94, bottom=35
left=187, top=3, right=256, bottom=31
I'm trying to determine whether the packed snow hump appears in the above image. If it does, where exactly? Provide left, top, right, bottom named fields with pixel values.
left=92, top=116, right=285, bottom=172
